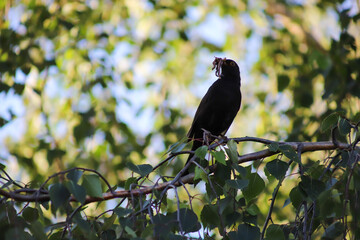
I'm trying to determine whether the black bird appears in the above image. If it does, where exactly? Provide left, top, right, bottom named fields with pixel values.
left=185, top=57, right=242, bottom=170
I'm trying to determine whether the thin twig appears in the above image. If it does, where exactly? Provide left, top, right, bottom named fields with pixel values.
left=1, top=168, right=24, bottom=189
left=297, top=143, right=304, bottom=175
left=167, top=185, right=183, bottom=234
left=308, top=202, right=316, bottom=239
left=343, top=153, right=359, bottom=239
left=303, top=201, right=308, bottom=238
left=192, top=161, right=226, bottom=236
left=260, top=176, right=284, bottom=240
left=39, top=167, right=114, bottom=194
left=179, top=179, right=193, bottom=211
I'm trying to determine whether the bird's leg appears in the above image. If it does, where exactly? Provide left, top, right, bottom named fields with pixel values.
left=218, top=133, right=228, bottom=141
left=201, top=128, right=212, bottom=147
left=201, top=128, right=213, bottom=165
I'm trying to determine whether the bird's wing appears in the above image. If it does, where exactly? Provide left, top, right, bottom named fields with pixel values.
left=187, top=81, right=219, bottom=140
left=220, top=91, right=242, bottom=135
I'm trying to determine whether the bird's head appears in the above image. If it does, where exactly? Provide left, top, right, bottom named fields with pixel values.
left=212, top=57, right=240, bottom=79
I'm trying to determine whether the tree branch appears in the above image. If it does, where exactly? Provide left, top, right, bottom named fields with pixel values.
left=0, top=140, right=353, bottom=204
left=237, top=141, right=350, bottom=164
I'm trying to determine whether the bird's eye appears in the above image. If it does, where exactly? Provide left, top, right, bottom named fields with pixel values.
left=230, top=62, right=235, bottom=66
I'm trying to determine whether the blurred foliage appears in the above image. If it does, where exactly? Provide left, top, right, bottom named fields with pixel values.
left=0, top=0, right=359, bottom=239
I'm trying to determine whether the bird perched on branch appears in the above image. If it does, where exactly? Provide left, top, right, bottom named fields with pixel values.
left=185, top=57, right=241, bottom=171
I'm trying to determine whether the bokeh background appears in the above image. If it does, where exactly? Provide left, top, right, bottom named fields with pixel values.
left=0, top=0, right=359, bottom=236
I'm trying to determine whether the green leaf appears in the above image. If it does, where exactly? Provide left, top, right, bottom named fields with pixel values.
left=218, top=196, right=233, bottom=214
left=265, top=224, right=285, bottom=240
left=74, top=213, right=91, bottom=233
left=0, top=117, right=9, bottom=127
left=321, top=112, right=339, bottom=132
left=338, top=117, right=351, bottom=136
left=153, top=213, right=174, bottom=236
left=322, top=221, right=344, bottom=239
left=279, top=144, right=300, bottom=163
left=226, top=179, right=249, bottom=190
left=66, top=169, right=83, bottom=184
left=32, top=88, right=42, bottom=96
left=49, top=183, right=70, bottom=209
left=22, top=207, right=39, bottom=222
left=46, top=149, right=66, bottom=165
left=277, top=74, right=290, bottom=92
left=353, top=111, right=360, bottom=123
left=194, top=145, right=208, bottom=160
left=49, top=232, right=63, bottom=240
left=318, top=190, right=342, bottom=219
left=243, top=173, right=265, bottom=202
left=81, top=174, right=103, bottom=198
left=73, top=120, right=94, bottom=143
left=283, top=198, right=291, bottom=208
left=179, top=208, right=201, bottom=233
left=247, top=204, right=260, bottom=216
left=226, top=140, right=238, bottom=163
left=289, top=186, right=304, bottom=209
left=267, top=142, right=279, bottom=152
left=126, top=162, right=153, bottom=177
left=114, top=207, right=133, bottom=217
left=4, top=228, right=30, bottom=240
left=256, top=91, right=266, bottom=102
left=214, top=161, right=232, bottom=186
left=29, top=221, right=47, bottom=240
left=242, top=209, right=257, bottom=225
left=200, top=205, right=219, bottom=228
left=211, top=151, right=226, bottom=165
left=101, top=230, right=116, bottom=240
left=101, top=214, right=117, bottom=231
left=13, top=83, right=25, bottom=95
left=232, top=164, right=247, bottom=176
left=124, top=177, right=137, bottom=190
left=299, top=176, right=326, bottom=201
left=266, top=159, right=288, bottom=180
left=65, top=181, right=86, bottom=204
left=141, top=225, right=154, bottom=239
left=194, top=166, right=208, bottom=182
left=229, top=224, right=260, bottom=240
left=167, top=140, right=186, bottom=154
left=0, top=82, right=10, bottom=92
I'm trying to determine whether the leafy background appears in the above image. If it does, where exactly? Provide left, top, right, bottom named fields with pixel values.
left=0, top=0, right=359, bottom=239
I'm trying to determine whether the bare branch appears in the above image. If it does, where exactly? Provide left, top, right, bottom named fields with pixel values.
left=0, top=140, right=353, bottom=204
left=237, top=141, right=350, bottom=164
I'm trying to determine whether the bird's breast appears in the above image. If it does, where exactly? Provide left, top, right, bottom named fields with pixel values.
left=214, top=83, right=240, bottom=104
